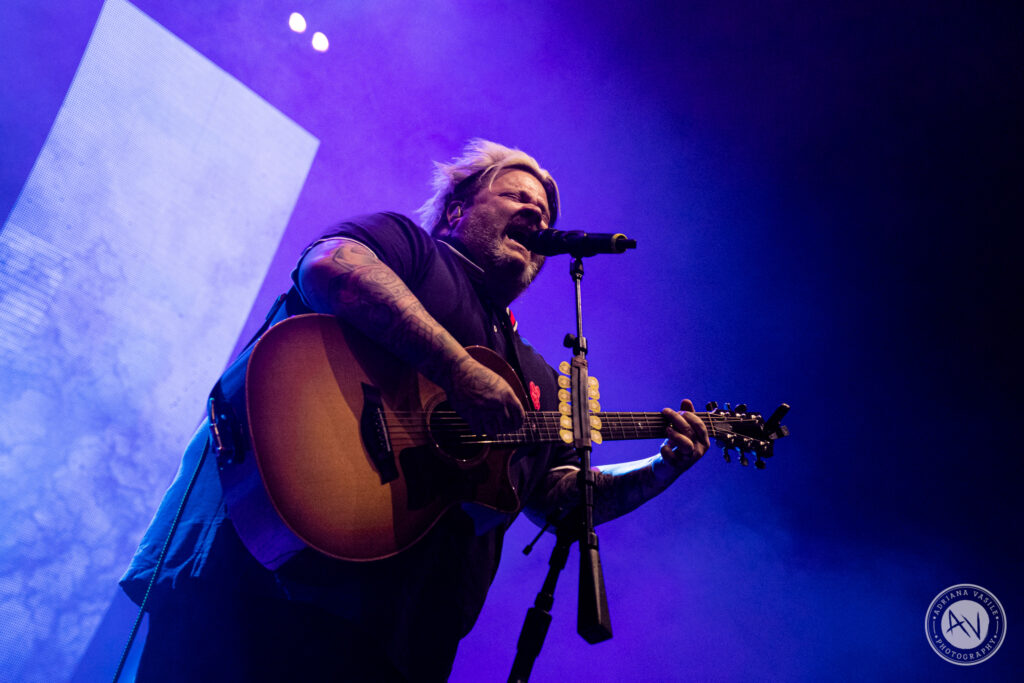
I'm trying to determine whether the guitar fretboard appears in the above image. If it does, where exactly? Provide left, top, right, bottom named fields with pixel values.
left=394, top=410, right=750, bottom=445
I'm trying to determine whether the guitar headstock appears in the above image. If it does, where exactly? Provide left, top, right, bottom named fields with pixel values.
left=705, top=401, right=790, bottom=469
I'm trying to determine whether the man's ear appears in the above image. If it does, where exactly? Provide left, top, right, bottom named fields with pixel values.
left=445, top=201, right=464, bottom=229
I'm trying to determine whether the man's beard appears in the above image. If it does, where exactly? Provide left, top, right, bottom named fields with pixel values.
left=459, top=214, right=546, bottom=304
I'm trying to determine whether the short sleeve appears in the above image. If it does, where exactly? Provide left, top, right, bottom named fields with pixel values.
left=289, top=213, right=438, bottom=294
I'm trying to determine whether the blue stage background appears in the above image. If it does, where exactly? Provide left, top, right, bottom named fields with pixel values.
left=1, top=1, right=1020, bottom=680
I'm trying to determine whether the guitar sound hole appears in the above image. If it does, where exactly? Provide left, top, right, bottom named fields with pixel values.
left=428, top=401, right=484, bottom=463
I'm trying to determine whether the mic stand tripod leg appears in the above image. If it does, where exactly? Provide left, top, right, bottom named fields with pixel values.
left=508, top=525, right=576, bottom=683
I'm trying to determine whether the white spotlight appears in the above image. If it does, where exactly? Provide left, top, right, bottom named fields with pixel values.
left=311, top=31, right=329, bottom=52
left=288, top=12, right=307, bottom=33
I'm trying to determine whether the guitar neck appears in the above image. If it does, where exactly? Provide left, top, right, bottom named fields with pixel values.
left=487, top=410, right=725, bottom=445
left=584, top=411, right=676, bottom=442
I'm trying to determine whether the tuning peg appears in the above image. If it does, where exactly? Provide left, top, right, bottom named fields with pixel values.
left=588, top=399, right=601, bottom=414
left=557, top=375, right=570, bottom=389
left=739, top=452, right=749, bottom=467
left=755, top=457, right=766, bottom=470
left=558, top=361, right=571, bottom=375
left=765, top=403, right=790, bottom=427
left=591, top=431, right=603, bottom=445
left=558, top=389, right=571, bottom=403
left=587, top=386, right=600, bottom=400
left=735, top=403, right=748, bottom=414
left=719, top=434, right=738, bottom=463
left=724, top=403, right=731, bottom=412
left=589, top=415, right=602, bottom=430
left=560, top=415, right=572, bottom=429
left=588, top=376, right=599, bottom=390
left=706, top=401, right=718, bottom=412
left=559, top=429, right=573, bottom=444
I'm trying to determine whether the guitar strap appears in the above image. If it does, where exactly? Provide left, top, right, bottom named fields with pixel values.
left=497, top=306, right=529, bottom=390
left=208, top=286, right=309, bottom=465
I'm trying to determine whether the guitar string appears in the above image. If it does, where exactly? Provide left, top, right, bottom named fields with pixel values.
left=381, top=412, right=747, bottom=429
left=377, top=429, right=740, bottom=446
left=404, top=435, right=745, bottom=447
left=379, top=412, right=749, bottom=443
left=383, top=410, right=744, bottom=423
left=380, top=419, right=742, bottom=436
left=381, top=414, right=746, bottom=431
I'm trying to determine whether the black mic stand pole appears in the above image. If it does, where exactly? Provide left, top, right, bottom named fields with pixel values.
left=508, top=255, right=613, bottom=683
left=564, top=256, right=613, bottom=646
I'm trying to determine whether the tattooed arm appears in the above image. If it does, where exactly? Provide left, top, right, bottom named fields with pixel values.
left=531, top=399, right=710, bottom=526
left=297, top=237, right=524, bottom=435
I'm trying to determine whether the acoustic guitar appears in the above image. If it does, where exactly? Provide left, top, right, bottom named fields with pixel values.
left=217, top=313, right=789, bottom=566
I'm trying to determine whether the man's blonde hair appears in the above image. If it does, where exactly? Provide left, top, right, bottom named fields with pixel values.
left=417, top=138, right=560, bottom=235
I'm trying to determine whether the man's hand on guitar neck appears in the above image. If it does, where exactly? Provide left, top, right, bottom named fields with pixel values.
left=659, top=399, right=711, bottom=473
left=299, top=237, right=525, bottom=436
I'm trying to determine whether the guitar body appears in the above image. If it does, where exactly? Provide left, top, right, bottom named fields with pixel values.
left=234, top=314, right=525, bottom=564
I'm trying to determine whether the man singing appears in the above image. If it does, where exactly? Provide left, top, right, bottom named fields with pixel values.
left=122, top=139, right=709, bottom=681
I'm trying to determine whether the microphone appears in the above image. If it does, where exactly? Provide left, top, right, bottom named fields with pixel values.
left=509, top=228, right=637, bottom=257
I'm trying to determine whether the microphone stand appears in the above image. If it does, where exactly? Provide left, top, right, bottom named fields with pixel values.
left=508, top=255, right=615, bottom=682
left=564, top=256, right=614, bottom=645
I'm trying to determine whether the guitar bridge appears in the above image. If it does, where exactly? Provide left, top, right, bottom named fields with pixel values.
left=360, top=383, right=399, bottom=484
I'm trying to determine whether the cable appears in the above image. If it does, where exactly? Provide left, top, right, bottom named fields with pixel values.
left=112, top=439, right=209, bottom=683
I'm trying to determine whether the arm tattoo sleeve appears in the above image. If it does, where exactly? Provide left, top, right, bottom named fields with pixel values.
left=321, top=240, right=465, bottom=387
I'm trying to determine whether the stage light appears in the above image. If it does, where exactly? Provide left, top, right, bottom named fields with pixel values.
left=312, top=31, right=329, bottom=52
left=288, top=12, right=307, bottom=33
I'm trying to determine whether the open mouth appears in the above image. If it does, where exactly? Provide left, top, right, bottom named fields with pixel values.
left=502, top=236, right=530, bottom=260
left=504, top=224, right=534, bottom=252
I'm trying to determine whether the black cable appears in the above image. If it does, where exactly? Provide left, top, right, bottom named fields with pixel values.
left=112, top=439, right=209, bottom=683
